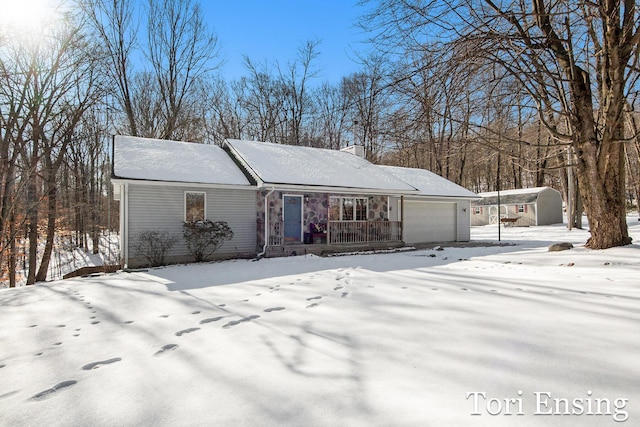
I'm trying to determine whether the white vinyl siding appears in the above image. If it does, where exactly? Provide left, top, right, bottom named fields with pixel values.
left=127, top=184, right=256, bottom=265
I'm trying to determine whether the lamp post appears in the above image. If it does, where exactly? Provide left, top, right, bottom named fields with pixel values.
left=497, top=140, right=501, bottom=242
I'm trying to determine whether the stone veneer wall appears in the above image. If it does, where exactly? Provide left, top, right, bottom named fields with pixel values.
left=256, top=191, right=390, bottom=247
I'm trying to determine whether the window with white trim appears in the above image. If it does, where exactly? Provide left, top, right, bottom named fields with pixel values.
left=185, top=191, right=206, bottom=221
left=329, top=197, right=368, bottom=221
left=517, top=204, right=526, bottom=213
left=474, top=207, right=482, bottom=215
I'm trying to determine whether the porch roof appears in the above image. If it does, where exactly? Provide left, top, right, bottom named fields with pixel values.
left=225, top=139, right=417, bottom=193
left=379, top=165, right=478, bottom=199
left=113, top=136, right=251, bottom=186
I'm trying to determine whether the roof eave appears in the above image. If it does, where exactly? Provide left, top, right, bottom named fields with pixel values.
left=110, top=177, right=255, bottom=190
left=257, top=182, right=418, bottom=196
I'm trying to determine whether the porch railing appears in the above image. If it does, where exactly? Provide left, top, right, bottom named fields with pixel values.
left=328, top=220, right=402, bottom=245
left=266, top=220, right=402, bottom=246
left=269, top=221, right=282, bottom=246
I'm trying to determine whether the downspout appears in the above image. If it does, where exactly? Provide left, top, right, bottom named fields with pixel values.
left=257, top=186, right=275, bottom=259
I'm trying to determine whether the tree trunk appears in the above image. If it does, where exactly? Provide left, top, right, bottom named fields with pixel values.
left=574, top=126, right=630, bottom=248
left=9, top=209, right=16, bottom=288
left=35, top=181, right=57, bottom=282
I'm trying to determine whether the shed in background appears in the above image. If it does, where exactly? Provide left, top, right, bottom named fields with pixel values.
left=471, top=187, right=563, bottom=226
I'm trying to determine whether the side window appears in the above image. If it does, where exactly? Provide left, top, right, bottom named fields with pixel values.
left=329, top=197, right=341, bottom=220
left=185, top=191, right=206, bottom=222
left=342, top=198, right=354, bottom=220
left=355, top=198, right=368, bottom=220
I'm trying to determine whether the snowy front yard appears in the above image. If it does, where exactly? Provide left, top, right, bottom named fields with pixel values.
left=1, top=220, right=639, bottom=426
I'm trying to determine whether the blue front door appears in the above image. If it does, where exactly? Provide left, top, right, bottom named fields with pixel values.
left=283, top=195, right=302, bottom=242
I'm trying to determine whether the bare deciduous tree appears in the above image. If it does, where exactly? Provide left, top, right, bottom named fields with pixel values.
left=362, top=0, right=638, bottom=248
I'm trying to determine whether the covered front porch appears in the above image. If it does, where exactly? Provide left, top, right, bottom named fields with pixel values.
left=256, top=190, right=405, bottom=257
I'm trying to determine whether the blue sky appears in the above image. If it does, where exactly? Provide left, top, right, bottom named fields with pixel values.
left=202, top=1, right=369, bottom=83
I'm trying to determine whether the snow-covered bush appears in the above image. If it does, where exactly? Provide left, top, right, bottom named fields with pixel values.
left=183, top=220, right=234, bottom=262
left=133, top=230, right=177, bottom=267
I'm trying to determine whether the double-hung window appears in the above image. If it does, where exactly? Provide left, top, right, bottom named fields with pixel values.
left=185, top=191, right=206, bottom=222
left=330, top=197, right=368, bottom=221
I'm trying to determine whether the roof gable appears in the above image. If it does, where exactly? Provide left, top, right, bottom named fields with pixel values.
left=225, top=139, right=416, bottom=192
left=379, top=165, right=478, bottom=198
left=113, top=136, right=251, bottom=186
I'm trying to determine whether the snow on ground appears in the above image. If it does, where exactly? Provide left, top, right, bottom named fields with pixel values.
left=1, top=218, right=639, bottom=426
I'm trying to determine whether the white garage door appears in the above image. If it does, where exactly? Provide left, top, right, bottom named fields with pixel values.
left=403, top=201, right=457, bottom=244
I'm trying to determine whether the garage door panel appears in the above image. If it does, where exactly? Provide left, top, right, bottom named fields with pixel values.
left=403, top=201, right=456, bottom=243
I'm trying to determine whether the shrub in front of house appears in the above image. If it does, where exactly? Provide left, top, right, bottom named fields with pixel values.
left=183, top=220, right=234, bottom=262
left=133, top=230, right=177, bottom=267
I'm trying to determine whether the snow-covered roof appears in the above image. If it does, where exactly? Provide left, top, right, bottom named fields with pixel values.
left=475, top=187, right=558, bottom=205
left=379, top=165, right=478, bottom=199
left=112, top=136, right=251, bottom=186
left=225, top=139, right=416, bottom=192
left=478, top=187, right=551, bottom=198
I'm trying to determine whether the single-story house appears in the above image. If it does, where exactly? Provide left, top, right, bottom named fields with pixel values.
left=111, top=136, right=257, bottom=267
left=470, top=186, right=563, bottom=226
left=112, top=136, right=479, bottom=265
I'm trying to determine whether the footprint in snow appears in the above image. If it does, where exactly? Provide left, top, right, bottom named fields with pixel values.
left=35, top=352, right=43, bottom=356
left=29, top=325, right=37, bottom=328
left=341, top=292, right=348, bottom=298
left=56, top=325, right=66, bottom=328
left=159, top=315, right=170, bottom=318
left=123, top=321, right=134, bottom=324
left=91, top=321, right=100, bottom=325
left=334, top=285, right=343, bottom=290
left=191, top=311, right=201, bottom=315
left=200, top=317, right=223, bottom=324
left=175, top=328, right=200, bottom=336
left=306, top=296, right=322, bottom=301
left=53, top=342, right=62, bottom=346
left=31, top=380, right=77, bottom=401
left=0, top=364, right=5, bottom=369
left=218, top=304, right=226, bottom=308
left=81, top=358, right=122, bottom=370
left=154, top=344, right=179, bottom=357
left=222, top=315, right=260, bottom=329
left=306, top=303, right=319, bottom=309
left=264, top=307, right=285, bottom=313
